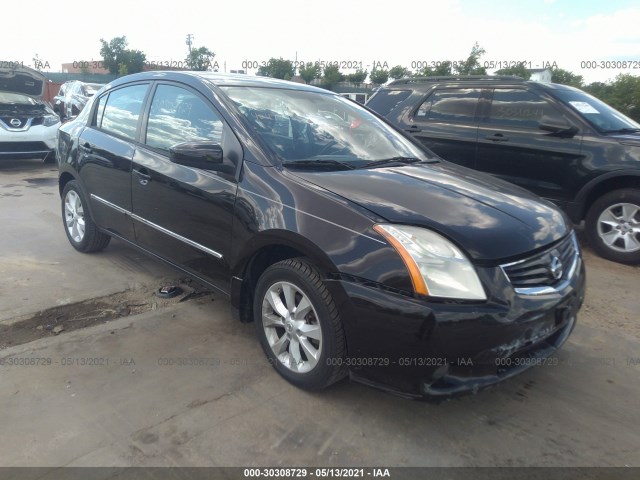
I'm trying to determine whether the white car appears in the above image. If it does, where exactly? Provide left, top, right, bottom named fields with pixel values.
left=0, top=64, right=60, bottom=163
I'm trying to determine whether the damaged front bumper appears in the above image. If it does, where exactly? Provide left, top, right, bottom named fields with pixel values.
left=324, top=242, right=586, bottom=399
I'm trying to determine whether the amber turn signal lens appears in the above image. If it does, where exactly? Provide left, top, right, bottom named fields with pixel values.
left=373, top=224, right=429, bottom=296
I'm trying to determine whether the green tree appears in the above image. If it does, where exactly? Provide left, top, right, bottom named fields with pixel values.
left=322, top=65, right=344, bottom=87
left=118, top=63, right=128, bottom=76
left=589, top=74, right=640, bottom=121
left=551, top=67, right=584, bottom=87
left=257, top=58, right=295, bottom=80
left=369, top=68, right=389, bottom=85
left=583, top=81, right=611, bottom=100
left=100, top=36, right=128, bottom=74
left=186, top=46, right=216, bottom=71
left=100, top=36, right=146, bottom=75
left=389, top=65, right=411, bottom=80
left=495, top=65, right=531, bottom=79
left=609, top=74, right=640, bottom=120
left=346, top=69, right=368, bottom=83
left=124, top=50, right=146, bottom=74
left=299, top=62, right=321, bottom=84
left=454, top=42, right=487, bottom=75
left=414, top=61, right=453, bottom=77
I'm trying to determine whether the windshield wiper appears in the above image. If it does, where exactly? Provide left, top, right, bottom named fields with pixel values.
left=362, top=156, right=435, bottom=169
left=282, top=159, right=355, bottom=170
left=602, top=127, right=640, bottom=134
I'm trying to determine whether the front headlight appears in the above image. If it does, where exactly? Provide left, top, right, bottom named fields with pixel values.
left=43, top=114, right=60, bottom=127
left=374, top=224, right=486, bottom=300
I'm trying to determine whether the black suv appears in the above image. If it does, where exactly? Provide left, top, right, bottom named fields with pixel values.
left=57, top=72, right=584, bottom=398
left=367, top=76, right=640, bottom=264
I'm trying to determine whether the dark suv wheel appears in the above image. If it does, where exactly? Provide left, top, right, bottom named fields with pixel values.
left=254, top=258, right=348, bottom=390
left=586, top=189, right=640, bottom=264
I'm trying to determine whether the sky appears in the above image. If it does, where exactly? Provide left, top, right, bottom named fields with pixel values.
left=2, top=0, right=639, bottom=84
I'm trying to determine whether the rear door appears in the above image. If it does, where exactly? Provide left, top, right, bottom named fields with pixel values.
left=131, top=82, right=242, bottom=291
left=77, top=83, right=150, bottom=240
left=400, top=87, right=481, bottom=168
left=475, top=87, right=584, bottom=205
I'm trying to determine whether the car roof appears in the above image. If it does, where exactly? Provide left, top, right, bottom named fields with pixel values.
left=385, top=75, right=531, bottom=90
left=104, top=71, right=331, bottom=94
left=381, top=76, right=590, bottom=97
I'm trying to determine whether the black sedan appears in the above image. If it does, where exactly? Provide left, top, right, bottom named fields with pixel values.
left=56, top=72, right=585, bottom=398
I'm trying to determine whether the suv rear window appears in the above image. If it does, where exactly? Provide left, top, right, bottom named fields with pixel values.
left=415, top=88, right=481, bottom=123
left=366, top=90, right=411, bottom=116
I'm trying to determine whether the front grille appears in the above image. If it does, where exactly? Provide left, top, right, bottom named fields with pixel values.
left=0, top=117, right=29, bottom=129
left=502, top=234, right=577, bottom=289
left=0, top=141, right=49, bottom=153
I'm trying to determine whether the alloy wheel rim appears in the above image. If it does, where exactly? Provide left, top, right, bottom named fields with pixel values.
left=597, top=202, right=640, bottom=253
left=261, top=281, right=322, bottom=373
left=64, top=190, right=85, bottom=243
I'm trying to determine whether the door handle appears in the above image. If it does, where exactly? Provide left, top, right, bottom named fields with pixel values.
left=485, top=133, right=509, bottom=142
left=404, top=125, right=422, bottom=133
left=133, top=168, right=152, bottom=186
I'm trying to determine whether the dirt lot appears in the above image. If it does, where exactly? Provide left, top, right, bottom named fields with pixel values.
left=0, top=159, right=639, bottom=468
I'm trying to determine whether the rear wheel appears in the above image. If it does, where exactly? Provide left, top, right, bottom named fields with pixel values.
left=586, top=188, right=640, bottom=264
left=61, top=181, right=111, bottom=253
left=254, top=258, right=347, bottom=390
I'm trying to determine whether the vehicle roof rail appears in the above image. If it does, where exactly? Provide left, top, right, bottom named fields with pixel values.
left=388, top=75, right=524, bottom=85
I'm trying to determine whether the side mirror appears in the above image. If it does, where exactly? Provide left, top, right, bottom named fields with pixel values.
left=538, top=116, right=578, bottom=137
left=169, top=141, right=224, bottom=170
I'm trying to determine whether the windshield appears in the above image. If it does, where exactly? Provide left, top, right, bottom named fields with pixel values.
left=552, top=87, right=640, bottom=133
left=220, top=86, right=430, bottom=166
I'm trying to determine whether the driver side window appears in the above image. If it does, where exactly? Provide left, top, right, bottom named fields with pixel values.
left=486, top=89, right=565, bottom=129
left=145, top=84, right=224, bottom=151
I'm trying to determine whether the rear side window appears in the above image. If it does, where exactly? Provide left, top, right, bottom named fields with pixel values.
left=145, top=84, right=224, bottom=151
left=415, top=88, right=481, bottom=123
left=99, top=84, right=148, bottom=141
left=366, top=90, right=411, bottom=116
left=486, top=89, right=565, bottom=128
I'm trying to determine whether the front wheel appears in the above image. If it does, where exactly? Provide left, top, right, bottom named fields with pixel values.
left=254, top=258, right=348, bottom=390
left=585, top=188, right=640, bottom=264
left=61, top=180, right=111, bottom=253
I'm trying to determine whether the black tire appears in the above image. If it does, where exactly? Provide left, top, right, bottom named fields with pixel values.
left=254, top=258, right=348, bottom=390
left=61, top=180, right=111, bottom=253
left=585, top=188, right=640, bottom=264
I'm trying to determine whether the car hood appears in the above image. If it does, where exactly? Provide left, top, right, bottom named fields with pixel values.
left=610, top=133, right=640, bottom=147
left=0, top=64, right=47, bottom=98
left=290, top=162, right=569, bottom=262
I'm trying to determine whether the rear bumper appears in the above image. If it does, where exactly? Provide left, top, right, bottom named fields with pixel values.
left=325, top=253, right=586, bottom=398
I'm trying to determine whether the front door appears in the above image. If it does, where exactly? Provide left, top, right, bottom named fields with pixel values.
left=131, top=82, right=242, bottom=291
left=475, top=88, right=585, bottom=206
